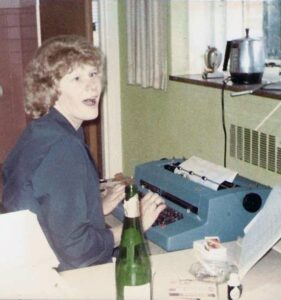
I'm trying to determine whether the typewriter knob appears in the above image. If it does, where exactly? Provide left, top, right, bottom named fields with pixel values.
left=243, top=193, right=262, bottom=213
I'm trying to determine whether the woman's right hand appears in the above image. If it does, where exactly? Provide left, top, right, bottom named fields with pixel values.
left=140, top=192, right=166, bottom=232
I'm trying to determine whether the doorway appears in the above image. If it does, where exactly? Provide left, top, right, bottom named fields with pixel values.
left=39, top=0, right=123, bottom=178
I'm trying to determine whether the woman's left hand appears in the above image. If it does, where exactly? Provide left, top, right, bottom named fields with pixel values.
left=140, top=192, right=166, bottom=232
left=101, top=183, right=125, bottom=215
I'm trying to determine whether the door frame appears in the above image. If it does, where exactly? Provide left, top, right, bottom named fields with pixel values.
left=99, top=0, right=123, bottom=178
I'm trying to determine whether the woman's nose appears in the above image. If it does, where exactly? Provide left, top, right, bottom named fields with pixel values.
left=85, top=78, right=102, bottom=92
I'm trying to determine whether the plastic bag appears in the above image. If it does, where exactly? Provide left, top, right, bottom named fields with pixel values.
left=190, top=260, right=238, bottom=283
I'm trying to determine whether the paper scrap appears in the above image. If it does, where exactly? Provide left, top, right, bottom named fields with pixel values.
left=169, top=279, right=218, bottom=300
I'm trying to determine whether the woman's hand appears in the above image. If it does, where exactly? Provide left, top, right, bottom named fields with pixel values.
left=101, top=183, right=125, bottom=215
left=140, top=192, right=166, bottom=232
left=109, top=190, right=165, bottom=247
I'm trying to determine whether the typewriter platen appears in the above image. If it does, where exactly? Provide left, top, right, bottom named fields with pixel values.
left=113, top=158, right=271, bottom=251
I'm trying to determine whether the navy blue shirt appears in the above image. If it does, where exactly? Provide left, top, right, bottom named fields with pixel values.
left=2, top=108, right=114, bottom=271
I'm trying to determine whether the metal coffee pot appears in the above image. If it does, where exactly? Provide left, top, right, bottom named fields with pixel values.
left=223, top=28, right=265, bottom=84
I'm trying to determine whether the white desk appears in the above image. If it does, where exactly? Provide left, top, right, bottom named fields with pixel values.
left=60, top=245, right=281, bottom=300
left=2, top=213, right=280, bottom=299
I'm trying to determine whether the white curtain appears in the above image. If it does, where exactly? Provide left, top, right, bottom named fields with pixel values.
left=126, top=0, right=168, bottom=90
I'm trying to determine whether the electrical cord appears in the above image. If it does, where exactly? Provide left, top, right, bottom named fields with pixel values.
left=221, top=77, right=232, bottom=167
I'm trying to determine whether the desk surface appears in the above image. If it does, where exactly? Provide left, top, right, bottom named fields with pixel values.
left=1, top=240, right=280, bottom=299
left=1, top=214, right=280, bottom=299
left=60, top=245, right=281, bottom=300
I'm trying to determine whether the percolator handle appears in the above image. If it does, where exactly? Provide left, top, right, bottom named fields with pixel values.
left=223, top=41, right=232, bottom=71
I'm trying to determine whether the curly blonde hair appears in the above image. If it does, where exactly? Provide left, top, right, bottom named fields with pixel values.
left=24, top=35, right=103, bottom=119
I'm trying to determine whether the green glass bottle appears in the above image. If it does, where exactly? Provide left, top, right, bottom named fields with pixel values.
left=115, top=184, right=152, bottom=300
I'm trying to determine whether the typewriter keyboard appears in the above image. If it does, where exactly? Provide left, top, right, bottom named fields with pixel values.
left=153, top=206, right=184, bottom=227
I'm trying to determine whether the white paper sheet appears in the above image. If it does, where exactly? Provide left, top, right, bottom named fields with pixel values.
left=0, top=210, right=72, bottom=298
left=238, top=186, right=281, bottom=278
left=174, top=156, right=238, bottom=190
left=0, top=210, right=59, bottom=268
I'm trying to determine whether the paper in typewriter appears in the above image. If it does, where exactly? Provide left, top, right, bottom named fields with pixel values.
left=237, top=185, right=281, bottom=278
left=174, top=156, right=238, bottom=190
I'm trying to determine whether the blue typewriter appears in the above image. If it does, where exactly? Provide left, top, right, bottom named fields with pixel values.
left=112, top=158, right=271, bottom=251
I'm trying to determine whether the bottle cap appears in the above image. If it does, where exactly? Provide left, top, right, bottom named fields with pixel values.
left=228, top=273, right=240, bottom=286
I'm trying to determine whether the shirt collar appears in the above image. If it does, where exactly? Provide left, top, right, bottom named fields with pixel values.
left=47, top=107, right=84, bottom=139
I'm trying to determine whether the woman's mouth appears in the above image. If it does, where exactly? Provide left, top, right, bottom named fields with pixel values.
left=83, top=98, right=97, bottom=106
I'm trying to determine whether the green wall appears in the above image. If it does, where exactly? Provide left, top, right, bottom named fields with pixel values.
left=118, top=1, right=281, bottom=187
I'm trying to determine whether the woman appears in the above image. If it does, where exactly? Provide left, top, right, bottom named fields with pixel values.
left=2, top=35, right=165, bottom=271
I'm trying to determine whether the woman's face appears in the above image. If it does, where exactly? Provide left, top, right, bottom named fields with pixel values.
left=55, top=63, right=103, bottom=128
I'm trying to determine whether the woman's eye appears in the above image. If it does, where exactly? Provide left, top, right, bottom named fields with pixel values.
left=89, top=71, right=98, bottom=78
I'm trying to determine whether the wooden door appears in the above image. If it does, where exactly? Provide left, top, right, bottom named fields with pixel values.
left=0, top=1, right=38, bottom=165
left=39, top=0, right=102, bottom=174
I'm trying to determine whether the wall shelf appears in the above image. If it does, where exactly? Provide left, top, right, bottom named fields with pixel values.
left=169, top=74, right=281, bottom=101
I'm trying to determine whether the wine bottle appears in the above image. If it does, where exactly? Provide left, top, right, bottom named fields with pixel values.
left=115, top=184, right=152, bottom=300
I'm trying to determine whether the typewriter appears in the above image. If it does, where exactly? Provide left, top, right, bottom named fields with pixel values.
left=113, top=158, right=271, bottom=251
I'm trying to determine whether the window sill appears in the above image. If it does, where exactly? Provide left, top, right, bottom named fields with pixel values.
left=169, top=74, right=281, bottom=101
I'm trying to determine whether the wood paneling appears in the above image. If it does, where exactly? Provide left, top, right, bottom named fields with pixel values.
left=0, top=2, right=37, bottom=163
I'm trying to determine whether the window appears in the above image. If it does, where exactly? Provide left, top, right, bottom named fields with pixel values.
left=170, top=0, right=281, bottom=77
left=264, top=1, right=281, bottom=60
